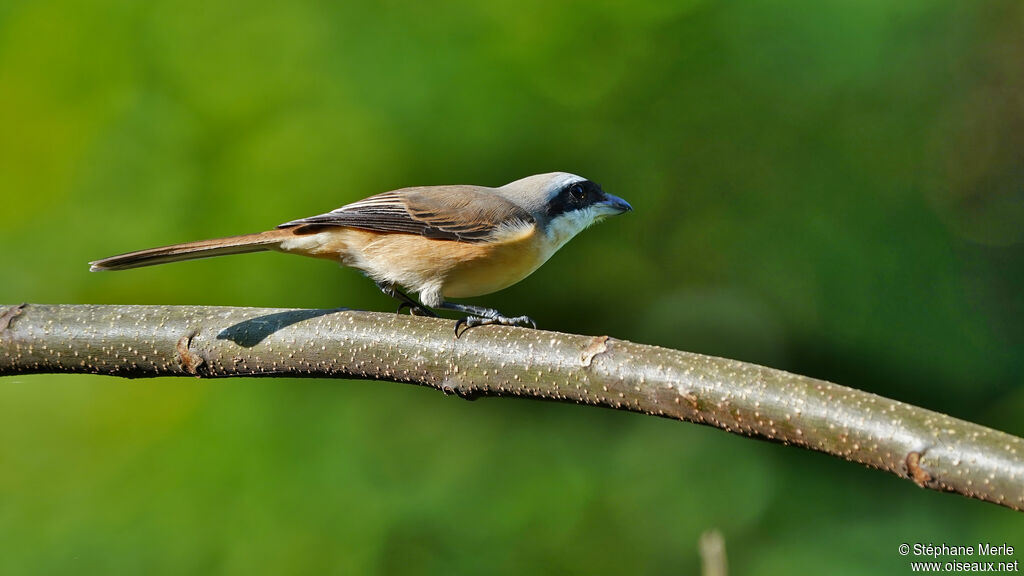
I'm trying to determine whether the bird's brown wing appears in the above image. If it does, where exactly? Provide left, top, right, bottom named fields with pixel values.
left=277, top=185, right=535, bottom=243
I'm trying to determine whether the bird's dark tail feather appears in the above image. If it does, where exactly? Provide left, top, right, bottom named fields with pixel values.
left=89, top=230, right=293, bottom=271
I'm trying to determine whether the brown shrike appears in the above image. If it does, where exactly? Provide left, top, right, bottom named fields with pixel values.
left=90, top=172, right=632, bottom=333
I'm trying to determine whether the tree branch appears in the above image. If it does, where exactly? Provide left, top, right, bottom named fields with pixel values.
left=2, top=303, right=1021, bottom=511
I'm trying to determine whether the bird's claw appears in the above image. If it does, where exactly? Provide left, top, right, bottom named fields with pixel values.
left=454, top=314, right=537, bottom=337
left=396, top=302, right=437, bottom=317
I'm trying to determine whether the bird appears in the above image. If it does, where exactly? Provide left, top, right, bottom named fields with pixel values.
left=90, top=172, right=632, bottom=334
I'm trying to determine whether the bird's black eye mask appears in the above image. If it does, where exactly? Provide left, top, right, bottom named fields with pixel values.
left=547, top=180, right=604, bottom=218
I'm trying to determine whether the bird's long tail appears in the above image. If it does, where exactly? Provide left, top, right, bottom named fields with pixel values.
left=89, top=229, right=295, bottom=271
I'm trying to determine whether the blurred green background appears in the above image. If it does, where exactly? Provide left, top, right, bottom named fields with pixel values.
left=1, top=0, right=1022, bottom=573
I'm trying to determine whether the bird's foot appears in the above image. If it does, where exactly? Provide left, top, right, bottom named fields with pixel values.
left=454, top=313, right=537, bottom=337
left=396, top=301, right=439, bottom=317
left=377, top=281, right=438, bottom=318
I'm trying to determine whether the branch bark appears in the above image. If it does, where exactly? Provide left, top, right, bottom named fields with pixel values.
left=2, top=303, right=1021, bottom=511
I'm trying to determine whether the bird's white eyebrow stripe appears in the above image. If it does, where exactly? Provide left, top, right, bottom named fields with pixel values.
left=548, top=173, right=586, bottom=188
left=539, top=173, right=587, bottom=200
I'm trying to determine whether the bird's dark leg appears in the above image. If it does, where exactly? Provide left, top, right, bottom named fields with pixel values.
left=435, top=301, right=537, bottom=336
left=375, top=282, right=438, bottom=317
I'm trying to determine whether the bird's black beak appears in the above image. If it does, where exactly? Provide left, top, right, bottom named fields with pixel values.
left=599, top=193, right=633, bottom=214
